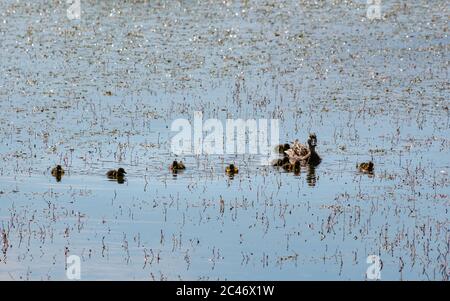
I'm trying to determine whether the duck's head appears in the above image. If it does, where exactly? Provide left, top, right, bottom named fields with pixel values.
left=56, top=165, right=63, bottom=171
left=368, top=161, right=374, bottom=170
left=117, top=168, right=127, bottom=175
left=308, top=133, right=317, bottom=148
left=283, top=143, right=290, bottom=151
left=229, top=164, right=235, bottom=170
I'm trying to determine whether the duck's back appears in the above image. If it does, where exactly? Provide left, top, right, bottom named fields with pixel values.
left=106, top=170, right=117, bottom=178
left=285, top=141, right=308, bottom=158
left=309, top=152, right=322, bottom=165
left=51, top=167, right=64, bottom=176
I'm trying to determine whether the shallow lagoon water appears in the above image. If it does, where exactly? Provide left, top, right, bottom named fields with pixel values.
left=0, top=1, right=448, bottom=280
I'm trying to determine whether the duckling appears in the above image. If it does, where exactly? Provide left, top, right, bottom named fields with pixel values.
left=272, top=156, right=289, bottom=167
left=275, top=143, right=291, bottom=154
left=282, top=162, right=290, bottom=171
left=169, top=160, right=185, bottom=172
left=225, top=164, right=239, bottom=174
left=292, top=160, right=301, bottom=175
left=51, top=165, right=65, bottom=182
left=106, top=168, right=127, bottom=179
left=282, top=160, right=301, bottom=173
left=357, top=161, right=374, bottom=173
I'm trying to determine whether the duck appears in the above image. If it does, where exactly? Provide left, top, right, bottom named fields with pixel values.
left=169, top=160, right=185, bottom=172
left=357, top=161, right=374, bottom=173
left=272, top=156, right=289, bottom=167
left=292, top=160, right=301, bottom=175
left=284, top=133, right=321, bottom=166
left=51, top=165, right=65, bottom=182
left=106, top=168, right=127, bottom=179
left=275, top=143, right=291, bottom=154
left=225, top=164, right=239, bottom=174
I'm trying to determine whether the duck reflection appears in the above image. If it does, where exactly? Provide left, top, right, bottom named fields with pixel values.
left=306, top=164, right=317, bottom=187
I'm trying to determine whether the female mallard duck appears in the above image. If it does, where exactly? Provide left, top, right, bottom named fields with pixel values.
left=106, top=168, right=127, bottom=179
left=51, top=165, right=65, bottom=182
left=225, top=164, right=239, bottom=174
left=284, top=133, right=321, bottom=166
left=170, top=160, right=185, bottom=172
left=357, top=161, right=374, bottom=173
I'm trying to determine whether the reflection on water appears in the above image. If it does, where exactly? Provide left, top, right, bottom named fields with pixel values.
left=107, top=177, right=126, bottom=184
left=306, top=165, right=317, bottom=187
left=227, top=174, right=236, bottom=180
left=171, top=170, right=184, bottom=178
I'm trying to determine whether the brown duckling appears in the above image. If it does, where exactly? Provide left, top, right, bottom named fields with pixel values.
left=51, top=165, right=65, bottom=182
left=282, top=160, right=301, bottom=173
left=272, top=156, right=289, bottom=167
left=169, top=160, right=185, bottom=172
left=275, top=143, right=291, bottom=154
left=292, top=160, right=301, bottom=175
left=106, top=168, right=127, bottom=179
left=225, top=164, right=239, bottom=174
left=357, top=161, right=374, bottom=173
